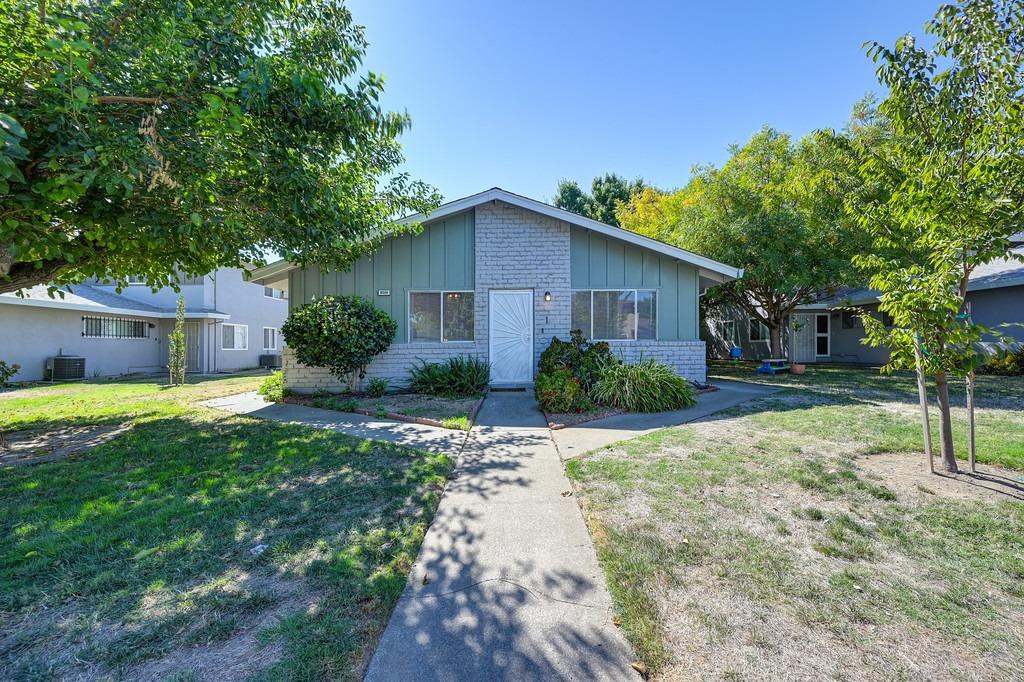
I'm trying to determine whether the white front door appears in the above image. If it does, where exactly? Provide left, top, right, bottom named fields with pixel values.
left=489, top=290, right=534, bottom=383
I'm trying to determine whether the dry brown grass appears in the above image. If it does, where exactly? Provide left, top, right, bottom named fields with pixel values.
left=569, top=375, right=1024, bottom=681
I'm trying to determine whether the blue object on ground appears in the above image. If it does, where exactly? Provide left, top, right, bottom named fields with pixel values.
left=757, top=358, right=791, bottom=375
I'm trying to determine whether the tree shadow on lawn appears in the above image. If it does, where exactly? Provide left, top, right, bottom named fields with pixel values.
left=0, top=412, right=454, bottom=681
left=365, top=422, right=633, bottom=680
left=695, top=392, right=1024, bottom=499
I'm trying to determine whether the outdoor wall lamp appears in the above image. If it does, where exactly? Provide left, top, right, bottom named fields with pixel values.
left=544, top=291, right=552, bottom=302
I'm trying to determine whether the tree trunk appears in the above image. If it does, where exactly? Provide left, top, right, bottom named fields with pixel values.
left=769, top=323, right=783, bottom=358
left=933, top=371, right=959, bottom=474
left=913, top=338, right=934, bottom=473
left=0, top=256, right=68, bottom=295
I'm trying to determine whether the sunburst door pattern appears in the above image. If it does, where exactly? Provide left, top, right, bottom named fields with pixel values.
left=489, top=291, right=533, bottom=382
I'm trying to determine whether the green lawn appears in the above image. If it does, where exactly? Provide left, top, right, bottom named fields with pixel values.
left=568, top=365, right=1024, bottom=680
left=0, top=375, right=453, bottom=680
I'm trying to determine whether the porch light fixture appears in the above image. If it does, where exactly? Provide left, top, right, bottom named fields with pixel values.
left=544, top=291, right=551, bottom=302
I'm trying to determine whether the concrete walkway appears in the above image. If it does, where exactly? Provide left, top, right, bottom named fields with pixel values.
left=365, top=391, right=636, bottom=681
left=550, top=379, right=780, bottom=459
left=203, top=381, right=777, bottom=681
left=200, top=392, right=467, bottom=453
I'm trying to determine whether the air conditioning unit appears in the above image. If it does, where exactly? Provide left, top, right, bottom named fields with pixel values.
left=259, top=354, right=282, bottom=369
left=45, top=354, right=86, bottom=381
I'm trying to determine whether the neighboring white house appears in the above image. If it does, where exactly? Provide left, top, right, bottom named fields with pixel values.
left=0, top=267, right=288, bottom=381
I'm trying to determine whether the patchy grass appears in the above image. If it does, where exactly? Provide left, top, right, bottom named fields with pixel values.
left=0, top=376, right=453, bottom=680
left=306, top=392, right=480, bottom=431
left=714, top=363, right=1024, bottom=469
left=569, top=366, right=1024, bottom=680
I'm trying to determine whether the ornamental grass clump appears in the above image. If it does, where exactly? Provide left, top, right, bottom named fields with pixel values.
left=592, top=358, right=695, bottom=412
left=408, top=356, right=489, bottom=398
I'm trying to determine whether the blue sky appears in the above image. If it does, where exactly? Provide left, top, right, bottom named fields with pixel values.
left=346, top=0, right=939, bottom=204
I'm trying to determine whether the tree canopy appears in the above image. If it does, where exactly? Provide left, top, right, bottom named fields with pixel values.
left=553, top=173, right=645, bottom=226
left=848, top=0, right=1024, bottom=473
left=0, top=0, right=439, bottom=294
left=617, top=126, right=869, bottom=357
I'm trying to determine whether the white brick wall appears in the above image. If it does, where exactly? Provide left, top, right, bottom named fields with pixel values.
left=282, top=344, right=484, bottom=394
left=605, top=340, right=707, bottom=383
left=474, top=200, right=572, bottom=373
left=284, top=199, right=707, bottom=393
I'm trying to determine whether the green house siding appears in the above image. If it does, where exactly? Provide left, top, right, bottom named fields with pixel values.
left=569, top=225, right=699, bottom=340
left=288, top=211, right=475, bottom=343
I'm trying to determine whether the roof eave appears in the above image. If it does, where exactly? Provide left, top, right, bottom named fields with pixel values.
left=0, top=296, right=229, bottom=319
left=248, top=259, right=296, bottom=285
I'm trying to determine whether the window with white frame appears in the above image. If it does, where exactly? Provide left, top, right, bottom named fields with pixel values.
left=409, top=291, right=474, bottom=342
left=722, top=320, right=738, bottom=346
left=222, top=323, right=248, bottom=350
left=82, top=316, right=150, bottom=339
left=264, top=286, right=287, bottom=300
left=571, top=289, right=657, bottom=340
left=125, top=275, right=146, bottom=285
left=749, top=319, right=769, bottom=342
left=263, top=327, right=278, bottom=351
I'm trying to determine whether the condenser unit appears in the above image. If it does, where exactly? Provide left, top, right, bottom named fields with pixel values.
left=259, top=354, right=282, bottom=369
left=45, top=354, right=86, bottom=381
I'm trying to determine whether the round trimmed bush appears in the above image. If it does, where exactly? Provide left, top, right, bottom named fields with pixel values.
left=281, top=295, right=396, bottom=388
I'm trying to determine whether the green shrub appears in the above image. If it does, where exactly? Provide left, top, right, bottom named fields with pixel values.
left=591, top=359, right=695, bottom=412
left=0, top=360, right=21, bottom=387
left=535, top=369, right=593, bottom=413
left=538, top=329, right=614, bottom=390
left=257, top=371, right=284, bottom=401
left=281, top=295, right=396, bottom=390
left=408, top=356, right=489, bottom=398
left=978, top=348, right=1024, bottom=376
left=365, top=377, right=389, bottom=397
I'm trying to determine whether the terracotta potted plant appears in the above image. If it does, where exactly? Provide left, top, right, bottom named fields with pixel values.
left=791, top=362, right=806, bottom=374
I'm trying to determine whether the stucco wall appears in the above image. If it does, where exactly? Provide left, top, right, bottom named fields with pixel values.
left=209, top=268, right=289, bottom=372
left=0, top=306, right=164, bottom=381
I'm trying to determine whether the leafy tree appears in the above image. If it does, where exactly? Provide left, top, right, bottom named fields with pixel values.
left=167, top=296, right=186, bottom=385
left=281, top=295, right=396, bottom=391
left=553, top=173, right=645, bottom=226
left=0, top=0, right=439, bottom=295
left=849, top=0, right=1024, bottom=473
left=618, top=126, right=868, bottom=357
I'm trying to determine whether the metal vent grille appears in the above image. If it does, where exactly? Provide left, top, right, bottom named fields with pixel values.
left=47, top=356, right=86, bottom=381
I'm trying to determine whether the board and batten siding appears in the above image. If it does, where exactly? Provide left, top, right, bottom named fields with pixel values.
left=287, top=211, right=475, bottom=344
left=569, top=225, right=699, bottom=340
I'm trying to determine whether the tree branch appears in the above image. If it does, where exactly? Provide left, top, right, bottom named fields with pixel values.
left=0, top=258, right=70, bottom=295
left=94, top=96, right=163, bottom=105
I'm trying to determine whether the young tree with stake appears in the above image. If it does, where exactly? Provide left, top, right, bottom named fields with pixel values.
left=849, top=0, right=1024, bottom=473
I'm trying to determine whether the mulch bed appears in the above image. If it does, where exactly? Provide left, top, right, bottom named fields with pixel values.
left=543, top=384, right=719, bottom=430
left=282, top=392, right=486, bottom=431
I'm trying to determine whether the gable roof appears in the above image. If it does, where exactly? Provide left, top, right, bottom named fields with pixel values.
left=807, top=248, right=1024, bottom=308
left=0, top=284, right=229, bottom=319
left=251, top=187, right=744, bottom=285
